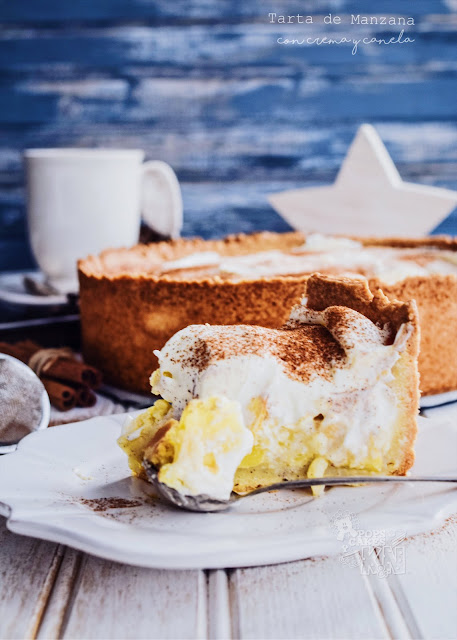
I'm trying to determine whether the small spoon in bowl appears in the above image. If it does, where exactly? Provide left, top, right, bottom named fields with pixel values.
left=143, top=460, right=457, bottom=513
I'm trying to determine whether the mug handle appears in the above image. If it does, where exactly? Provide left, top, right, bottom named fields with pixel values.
left=141, top=161, right=183, bottom=238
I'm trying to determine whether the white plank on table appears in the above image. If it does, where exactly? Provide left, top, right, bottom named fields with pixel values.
left=207, top=570, right=232, bottom=640
left=36, top=547, right=81, bottom=640
left=357, top=553, right=411, bottom=640
left=52, top=553, right=207, bottom=640
left=377, top=516, right=457, bottom=640
left=229, top=555, right=391, bottom=640
left=394, top=402, right=457, bottom=639
left=0, top=520, right=61, bottom=640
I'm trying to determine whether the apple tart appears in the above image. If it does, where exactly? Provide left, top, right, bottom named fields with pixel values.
left=79, top=231, right=457, bottom=395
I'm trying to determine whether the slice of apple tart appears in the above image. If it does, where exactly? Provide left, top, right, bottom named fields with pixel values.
left=118, top=274, right=420, bottom=501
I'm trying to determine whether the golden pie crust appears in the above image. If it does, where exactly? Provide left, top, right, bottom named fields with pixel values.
left=78, top=231, right=457, bottom=395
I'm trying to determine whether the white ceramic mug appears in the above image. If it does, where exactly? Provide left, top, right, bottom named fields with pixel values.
left=25, top=149, right=183, bottom=292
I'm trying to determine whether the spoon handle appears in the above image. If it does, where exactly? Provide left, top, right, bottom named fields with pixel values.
left=245, top=475, right=457, bottom=497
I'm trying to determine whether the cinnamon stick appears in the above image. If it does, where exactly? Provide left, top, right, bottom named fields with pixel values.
left=49, top=360, right=102, bottom=389
left=20, top=340, right=103, bottom=388
left=41, top=379, right=77, bottom=412
left=0, top=341, right=31, bottom=364
left=76, top=385, right=97, bottom=408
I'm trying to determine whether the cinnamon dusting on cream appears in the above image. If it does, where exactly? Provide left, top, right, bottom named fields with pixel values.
left=172, top=324, right=345, bottom=383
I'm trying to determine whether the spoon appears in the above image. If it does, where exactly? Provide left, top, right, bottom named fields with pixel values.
left=143, top=460, right=457, bottom=513
left=23, top=275, right=61, bottom=297
left=0, top=353, right=50, bottom=454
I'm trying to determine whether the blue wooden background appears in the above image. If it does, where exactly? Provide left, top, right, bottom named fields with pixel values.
left=1, top=0, right=457, bottom=271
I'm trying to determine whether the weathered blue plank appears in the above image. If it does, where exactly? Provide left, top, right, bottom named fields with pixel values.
left=0, top=90, right=59, bottom=124
left=0, top=237, right=35, bottom=271
left=1, top=122, right=457, bottom=180
left=0, top=1, right=452, bottom=23
left=0, top=76, right=455, bottom=125
left=1, top=22, right=456, bottom=72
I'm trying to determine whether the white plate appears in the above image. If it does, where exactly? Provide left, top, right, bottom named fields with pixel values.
left=0, top=270, right=70, bottom=306
left=100, top=383, right=154, bottom=407
left=0, top=414, right=456, bottom=570
left=420, top=390, right=457, bottom=408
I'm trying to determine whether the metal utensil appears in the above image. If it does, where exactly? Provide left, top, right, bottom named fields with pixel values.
left=144, top=460, right=457, bottom=513
left=23, top=275, right=61, bottom=297
left=0, top=353, right=50, bottom=454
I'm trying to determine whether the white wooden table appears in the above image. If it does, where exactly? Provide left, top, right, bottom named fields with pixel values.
left=1, top=404, right=456, bottom=640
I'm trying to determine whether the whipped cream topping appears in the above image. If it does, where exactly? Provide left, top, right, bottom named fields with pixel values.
left=152, top=301, right=411, bottom=476
left=158, top=234, right=457, bottom=284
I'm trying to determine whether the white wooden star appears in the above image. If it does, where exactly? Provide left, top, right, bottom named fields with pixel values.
left=269, top=124, right=457, bottom=237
